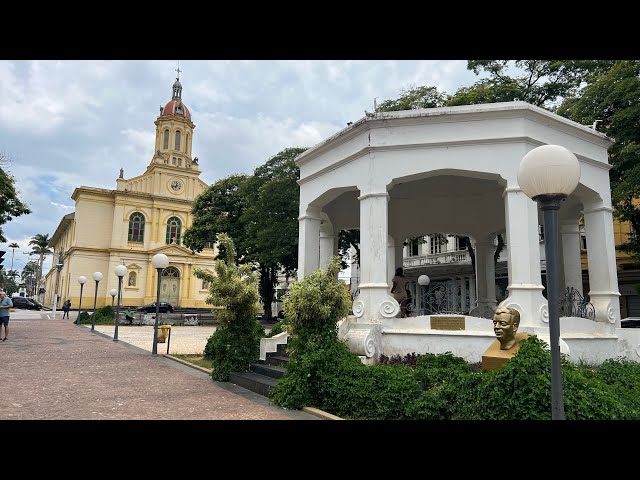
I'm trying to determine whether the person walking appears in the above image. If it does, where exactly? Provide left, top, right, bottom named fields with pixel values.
left=62, top=299, right=71, bottom=319
left=0, top=291, right=13, bottom=341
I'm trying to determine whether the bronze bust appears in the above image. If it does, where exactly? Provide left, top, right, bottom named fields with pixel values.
left=492, top=306, right=521, bottom=350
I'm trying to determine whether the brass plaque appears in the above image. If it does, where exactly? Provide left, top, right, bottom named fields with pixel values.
left=430, top=316, right=465, bottom=330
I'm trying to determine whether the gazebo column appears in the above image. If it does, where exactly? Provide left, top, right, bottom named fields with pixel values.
left=473, top=236, right=497, bottom=315
left=342, top=192, right=397, bottom=365
left=583, top=205, right=621, bottom=325
left=319, top=220, right=338, bottom=274
left=352, top=192, right=399, bottom=322
left=297, top=206, right=321, bottom=280
left=500, top=187, right=548, bottom=327
left=560, top=221, right=584, bottom=296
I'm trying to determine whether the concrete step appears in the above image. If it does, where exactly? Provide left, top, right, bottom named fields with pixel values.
left=250, top=363, right=287, bottom=379
left=265, top=354, right=289, bottom=367
left=228, top=371, right=277, bottom=397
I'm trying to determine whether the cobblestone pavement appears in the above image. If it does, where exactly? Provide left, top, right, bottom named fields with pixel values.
left=0, top=311, right=316, bottom=420
left=85, top=324, right=217, bottom=355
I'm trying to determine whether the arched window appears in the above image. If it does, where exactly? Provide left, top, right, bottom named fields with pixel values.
left=163, top=129, right=169, bottom=150
left=186, top=133, right=190, bottom=155
left=128, top=272, right=136, bottom=286
left=128, top=212, right=145, bottom=242
left=202, top=280, right=209, bottom=290
left=166, top=216, right=182, bottom=245
left=175, top=130, right=181, bottom=150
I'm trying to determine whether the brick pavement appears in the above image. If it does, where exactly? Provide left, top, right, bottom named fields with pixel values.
left=0, top=312, right=317, bottom=420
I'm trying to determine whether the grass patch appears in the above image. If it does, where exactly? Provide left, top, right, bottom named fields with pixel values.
left=173, top=354, right=214, bottom=370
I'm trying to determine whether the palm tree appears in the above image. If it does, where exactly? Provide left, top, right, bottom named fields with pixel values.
left=29, top=233, right=53, bottom=301
left=8, top=242, right=18, bottom=272
left=22, top=261, right=38, bottom=297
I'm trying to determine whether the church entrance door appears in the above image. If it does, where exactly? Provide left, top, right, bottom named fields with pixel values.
left=161, top=266, right=180, bottom=306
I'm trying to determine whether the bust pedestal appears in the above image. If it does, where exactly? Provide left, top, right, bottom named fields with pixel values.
left=481, top=332, right=530, bottom=371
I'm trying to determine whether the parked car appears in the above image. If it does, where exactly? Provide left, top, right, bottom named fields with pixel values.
left=11, top=296, right=43, bottom=310
left=136, top=302, right=174, bottom=314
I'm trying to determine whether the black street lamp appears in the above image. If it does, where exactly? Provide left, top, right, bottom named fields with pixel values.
left=518, top=144, right=581, bottom=421
left=77, top=276, right=87, bottom=324
left=52, top=255, right=64, bottom=317
left=151, top=253, right=170, bottom=355
left=91, top=272, right=103, bottom=332
left=110, top=288, right=117, bottom=307
left=113, top=264, right=128, bottom=341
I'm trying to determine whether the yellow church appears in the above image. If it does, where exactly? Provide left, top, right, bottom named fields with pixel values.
left=43, top=74, right=216, bottom=309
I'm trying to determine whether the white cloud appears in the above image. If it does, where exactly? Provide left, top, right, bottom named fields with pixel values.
left=0, top=59, right=483, bottom=265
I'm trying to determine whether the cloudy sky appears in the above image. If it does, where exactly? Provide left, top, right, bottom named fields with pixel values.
left=0, top=60, right=485, bottom=275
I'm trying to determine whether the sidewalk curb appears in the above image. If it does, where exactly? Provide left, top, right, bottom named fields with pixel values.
left=163, top=354, right=213, bottom=374
left=163, top=354, right=343, bottom=420
left=302, top=407, right=344, bottom=420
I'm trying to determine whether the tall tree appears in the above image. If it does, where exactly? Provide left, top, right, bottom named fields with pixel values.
left=455, top=60, right=615, bottom=109
left=558, top=61, right=640, bottom=260
left=183, top=174, right=251, bottom=261
left=242, top=147, right=307, bottom=320
left=0, top=154, right=31, bottom=243
left=28, top=233, right=52, bottom=298
left=185, top=147, right=307, bottom=321
left=21, top=260, right=38, bottom=297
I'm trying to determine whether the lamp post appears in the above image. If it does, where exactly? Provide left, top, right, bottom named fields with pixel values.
left=110, top=288, right=118, bottom=307
left=113, top=264, right=128, bottom=342
left=52, top=258, right=64, bottom=318
left=91, top=272, right=103, bottom=332
left=517, top=144, right=581, bottom=421
left=417, top=275, right=430, bottom=314
left=77, top=276, right=87, bottom=324
left=151, top=253, right=170, bottom=355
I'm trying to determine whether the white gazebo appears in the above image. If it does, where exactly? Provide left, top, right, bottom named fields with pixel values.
left=296, top=102, right=640, bottom=364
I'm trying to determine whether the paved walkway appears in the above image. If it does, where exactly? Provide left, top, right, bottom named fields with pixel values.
left=0, top=311, right=317, bottom=420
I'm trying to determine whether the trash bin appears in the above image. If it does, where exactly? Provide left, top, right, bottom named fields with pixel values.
left=158, top=325, right=171, bottom=343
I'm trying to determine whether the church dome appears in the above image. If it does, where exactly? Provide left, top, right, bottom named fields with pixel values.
left=161, top=99, right=191, bottom=121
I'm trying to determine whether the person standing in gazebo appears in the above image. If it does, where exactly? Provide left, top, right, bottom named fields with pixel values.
left=390, top=267, right=409, bottom=318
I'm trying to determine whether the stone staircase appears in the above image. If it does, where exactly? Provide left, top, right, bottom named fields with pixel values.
left=228, top=342, right=289, bottom=397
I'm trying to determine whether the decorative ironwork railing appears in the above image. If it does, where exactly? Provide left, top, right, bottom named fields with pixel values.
left=409, top=283, right=467, bottom=316
left=560, top=287, right=595, bottom=320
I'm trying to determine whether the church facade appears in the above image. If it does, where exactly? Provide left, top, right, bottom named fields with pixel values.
left=43, top=75, right=216, bottom=309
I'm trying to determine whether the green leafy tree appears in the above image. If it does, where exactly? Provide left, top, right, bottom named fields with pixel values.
left=377, top=85, right=446, bottom=111
left=241, top=147, right=307, bottom=319
left=183, top=174, right=250, bottom=261
left=558, top=60, right=640, bottom=260
left=21, top=261, right=38, bottom=297
left=194, top=233, right=263, bottom=381
left=0, top=154, right=31, bottom=243
left=455, top=60, right=615, bottom=109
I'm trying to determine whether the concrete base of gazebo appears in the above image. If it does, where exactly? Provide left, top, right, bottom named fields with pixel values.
left=338, top=314, right=640, bottom=365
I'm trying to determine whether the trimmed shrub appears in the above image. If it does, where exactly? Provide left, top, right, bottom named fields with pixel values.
left=596, top=358, right=640, bottom=419
left=194, top=234, right=263, bottom=381
left=203, top=316, right=264, bottom=381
